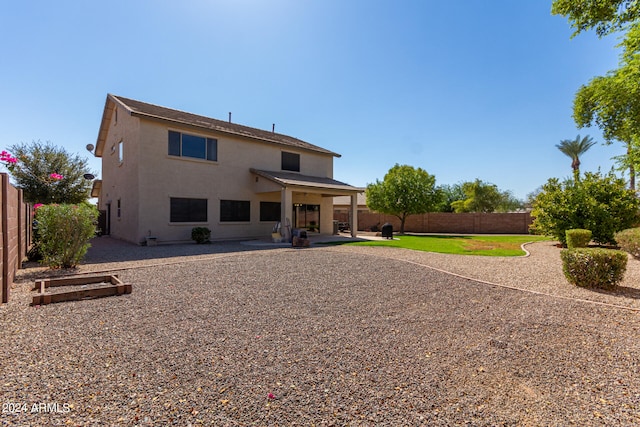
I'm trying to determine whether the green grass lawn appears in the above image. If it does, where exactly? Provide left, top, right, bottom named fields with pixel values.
left=325, top=234, right=551, bottom=256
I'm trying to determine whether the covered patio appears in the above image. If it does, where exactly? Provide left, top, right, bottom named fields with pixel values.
left=250, top=169, right=362, bottom=239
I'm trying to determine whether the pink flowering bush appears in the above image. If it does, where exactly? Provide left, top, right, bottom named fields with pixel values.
left=2, top=141, right=94, bottom=204
left=1, top=148, right=67, bottom=194
left=2, top=144, right=98, bottom=265
left=0, top=150, right=18, bottom=165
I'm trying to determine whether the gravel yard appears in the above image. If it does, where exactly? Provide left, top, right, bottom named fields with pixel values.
left=1, top=238, right=639, bottom=425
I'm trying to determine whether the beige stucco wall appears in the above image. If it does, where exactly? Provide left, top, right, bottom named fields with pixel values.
left=97, top=104, right=140, bottom=242
left=319, top=196, right=335, bottom=234
left=101, top=114, right=338, bottom=244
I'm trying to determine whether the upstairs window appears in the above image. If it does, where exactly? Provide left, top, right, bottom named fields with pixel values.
left=168, top=131, right=217, bottom=161
left=281, top=151, right=300, bottom=172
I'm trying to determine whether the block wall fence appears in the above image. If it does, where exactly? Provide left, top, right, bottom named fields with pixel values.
left=1, top=173, right=31, bottom=303
left=334, top=209, right=533, bottom=234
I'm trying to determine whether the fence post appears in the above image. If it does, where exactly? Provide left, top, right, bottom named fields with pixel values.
left=2, top=173, right=8, bottom=303
left=17, top=189, right=23, bottom=266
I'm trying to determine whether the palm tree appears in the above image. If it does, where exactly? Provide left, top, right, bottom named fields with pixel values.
left=556, top=134, right=597, bottom=180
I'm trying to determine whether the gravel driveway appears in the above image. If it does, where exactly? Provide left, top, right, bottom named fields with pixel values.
left=1, top=238, right=639, bottom=425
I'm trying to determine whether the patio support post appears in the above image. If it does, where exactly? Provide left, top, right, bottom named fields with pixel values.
left=281, top=187, right=293, bottom=241
left=350, top=193, right=358, bottom=238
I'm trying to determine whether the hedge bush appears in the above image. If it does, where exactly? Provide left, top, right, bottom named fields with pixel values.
left=530, top=172, right=640, bottom=245
left=615, top=227, right=640, bottom=259
left=36, top=204, right=98, bottom=269
left=565, top=229, right=592, bottom=249
left=191, top=227, right=211, bottom=244
left=560, top=248, right=628, bottom=289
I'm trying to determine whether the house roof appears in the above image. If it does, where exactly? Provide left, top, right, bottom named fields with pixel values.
left=251, top=169, right=362, bottom=195
left=95, top=94, right=340, bottom=157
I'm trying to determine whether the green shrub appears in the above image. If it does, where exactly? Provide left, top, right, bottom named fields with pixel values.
left=191, top=227, right=211, bottom=244
left=36, top=204, right=98, bottom=269
left=28, top=216, right=43, bottom=261
left=566, top=229, right=592, bottom=249
left=560, top=248, right=628, bottom=289
left=615, top=227, right=640, bottom=259
left=530, top=172, right=640, bottom=245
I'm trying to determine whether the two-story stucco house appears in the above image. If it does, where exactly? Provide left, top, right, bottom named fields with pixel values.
left=91, top=94, right=361, bottom=244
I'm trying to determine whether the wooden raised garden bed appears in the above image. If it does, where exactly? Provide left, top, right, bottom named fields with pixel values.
left=32, top=274, right=132, bottom=306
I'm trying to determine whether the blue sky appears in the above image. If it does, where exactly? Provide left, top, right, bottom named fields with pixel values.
left=0, top=0, right=627, bottom=200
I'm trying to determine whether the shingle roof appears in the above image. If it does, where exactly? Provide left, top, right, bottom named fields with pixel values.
left=250, top=169, right=361, bottom=194
left=109, top=94, right=340, bottom=157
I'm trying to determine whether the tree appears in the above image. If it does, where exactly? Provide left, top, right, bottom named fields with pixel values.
left=572, top=24, right=640, bottom=190
left=551, top=0, right=640, bottom=37
left=365, top=164, right=439, bottom=234
left=3, top=141, right=94, bottom=204
left=524, top=186, right=543, bottom=210
left=530, top=171, right=640, bottom=245
left=555, top=135, right=597, bottom=180
left=434, top=183, right=465, bottom=212
left=498, top=191, right=524, bottom=212
left=450, top=179, right=522, bottom=213
left=553, top=1, right=640, bottom=191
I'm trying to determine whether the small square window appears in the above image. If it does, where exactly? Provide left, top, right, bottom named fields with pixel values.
left=282, top=152, right=300, bottom=172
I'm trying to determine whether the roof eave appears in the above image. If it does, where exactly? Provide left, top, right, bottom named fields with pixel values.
left=95, top=94, right=132, bottom=157
left=90, top=179, right=102, bottom=198
left=250, top=169, right=360, bottom=194
left=251, top=169, right=285, bottom=186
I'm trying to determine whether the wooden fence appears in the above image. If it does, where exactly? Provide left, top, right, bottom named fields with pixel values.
left=1, top=173, right=31, bottom=303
